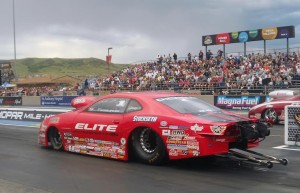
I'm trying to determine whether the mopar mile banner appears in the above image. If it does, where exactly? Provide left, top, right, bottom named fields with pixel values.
left=0, top=108, right=70, bottom=122
left=214, top=95, right=267, bottom=110
left=41, top=96, right=77, bottom=106
left=0, top=97, right=22, bottom=106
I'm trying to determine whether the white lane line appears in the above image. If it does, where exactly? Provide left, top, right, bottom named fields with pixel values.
left=0, top=123, right=39, bottom=128
left=273, top=145, right=300, bottom=151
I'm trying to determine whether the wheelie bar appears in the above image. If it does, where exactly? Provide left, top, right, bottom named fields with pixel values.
left=228, top=149, right=288, bottom=168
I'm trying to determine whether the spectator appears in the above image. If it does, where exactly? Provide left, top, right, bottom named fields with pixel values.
left=173, top=53, right=177, bottom=62
left=84, top=79, right=88, bottom=89
left=5, top=50, right=300, bottom=96
left=187, top=53, right=192, bottom=62
left=79, top=89, right=86, bottom=96
left=199, top=50, right=204, bottom=60
left=206, top=50, right=213, bottom=60
left=217, top=49, right=223, bottom=57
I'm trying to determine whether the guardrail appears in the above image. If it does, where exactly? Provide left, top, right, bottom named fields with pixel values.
left=1, top=82, right=300, bottom=97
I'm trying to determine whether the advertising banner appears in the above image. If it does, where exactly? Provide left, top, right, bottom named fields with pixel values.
left=0, top=97, right=22, bottom=106
left=214, top=95, right=268, bottom=110
left=216, top=33, right=230, bottom=44
left=106, top=55, right=112, bottom=64
left=0, top=109, right=69, bottom=122
left=41, top=96, right=77, bottom=106
left=202, top=25, right=295, bottom=46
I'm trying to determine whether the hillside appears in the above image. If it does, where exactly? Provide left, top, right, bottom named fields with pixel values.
left=11, top=58, right=130, bottom=78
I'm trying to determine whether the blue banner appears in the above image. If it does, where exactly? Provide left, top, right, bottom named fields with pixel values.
left=214, top=95, right=268, bottom=110
left=41, top=96, right=77, bottom=107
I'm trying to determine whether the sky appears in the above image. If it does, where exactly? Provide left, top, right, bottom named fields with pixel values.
left=0, top=0, right=299, bottom=63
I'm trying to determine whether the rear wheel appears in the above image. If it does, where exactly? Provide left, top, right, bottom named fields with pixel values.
left=49, top=128, right=63, bottom=150
left=131, top=128, right=167, bottom=165
left=263, top=108, right=278, bottom=123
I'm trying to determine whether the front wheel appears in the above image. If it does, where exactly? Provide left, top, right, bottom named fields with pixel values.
left=131, top=128, right=167, bottom=165
left=49, top=128, right=63, bottom=150
left=263, top=108, right=278, bottom=123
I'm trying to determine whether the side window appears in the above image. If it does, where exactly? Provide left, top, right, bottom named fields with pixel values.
left=86, top=98, right=130, bottom=114
left=126, top=99, right=142, bottom=113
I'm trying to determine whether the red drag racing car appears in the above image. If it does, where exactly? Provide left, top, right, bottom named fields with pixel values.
left=39, top=92, right=287, bottom=168
left=249, top=94, right=300, bottom=123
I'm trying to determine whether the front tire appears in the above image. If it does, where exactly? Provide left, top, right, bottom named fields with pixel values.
left=49, top=128, right=63, bottom=150
left=263, top=108, right=278, bottom=123
left=131, top=128, right=167, bottom=165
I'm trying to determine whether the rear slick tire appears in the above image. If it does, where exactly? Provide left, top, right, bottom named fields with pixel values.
left=131, top=128, right=167, bottom=165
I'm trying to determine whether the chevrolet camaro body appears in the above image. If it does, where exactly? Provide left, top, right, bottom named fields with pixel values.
left=249, top=95, right=300, bottom=123
left=39, top=92, right=270, bottom=165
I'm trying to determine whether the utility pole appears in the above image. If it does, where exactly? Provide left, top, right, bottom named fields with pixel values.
left=13, top=0, right=17, bottom=80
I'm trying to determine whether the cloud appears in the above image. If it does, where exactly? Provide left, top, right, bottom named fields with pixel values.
left=0, top=0, right=299, bottom=63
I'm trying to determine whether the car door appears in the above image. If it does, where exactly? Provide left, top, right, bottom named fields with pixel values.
left=70, top=98, right=130, bottom=157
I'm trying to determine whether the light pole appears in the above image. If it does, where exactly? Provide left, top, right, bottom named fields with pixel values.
left=107, top=47, right=112, bottom=72
left=13, top=0, right=17, bottom=80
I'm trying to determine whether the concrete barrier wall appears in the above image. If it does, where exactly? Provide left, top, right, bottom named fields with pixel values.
left=20, top=94, right=215, bottom=106
left=22, top=96, right=40, bottom=106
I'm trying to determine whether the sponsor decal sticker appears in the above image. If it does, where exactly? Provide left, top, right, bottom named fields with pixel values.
left=50, top=117, right=60, bottom=123
left=193, top=151, right=199, bottom=156
left=133, top=116, right=158, bottom=122
left=162, top=130, right=170, bottom=136
left=168, top=136, right=182, bottom=140
left=166, top=140, right=187, bottom=145
left=64, top=132, right=72, bottom=137
left=75, top=123, right=117, bottom=132
left=190, top=124, right=204, bottom=132
left=169, top=149, right=178, bottom=156
left=160, top=121, right=168, bottom=127
left=169, top=125, right=178, bottom=129
left=169, top=125, right=189, bottom=130
left=120, top=138, right=126, bottom=145
left=73, top=98, right=86, bottom=105
left=210, top=125, right=227, bottom=135
left=183, top=136, right=196, bottom=140
left=167, top=144, right=188, bottom=150
left=171, top=130, right=186, bottom=136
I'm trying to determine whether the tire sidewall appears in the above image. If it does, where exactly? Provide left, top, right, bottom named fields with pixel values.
left=49, top=128, right=63, bottom=150
left=263, top=108, right=278, bottom=123
left=131, top=128, right=167, bottom=165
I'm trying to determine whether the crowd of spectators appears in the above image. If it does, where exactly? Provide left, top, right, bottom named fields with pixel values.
left=90, top=50, right=300, bottom=93
left=1, top=50, right=300, bottom=96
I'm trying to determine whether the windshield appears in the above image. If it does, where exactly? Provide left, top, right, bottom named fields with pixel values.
left=156, top=96, right=220, bottom=114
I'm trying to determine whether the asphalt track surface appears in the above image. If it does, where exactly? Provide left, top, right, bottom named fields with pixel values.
left=0, top=122, right=300, bottom=193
